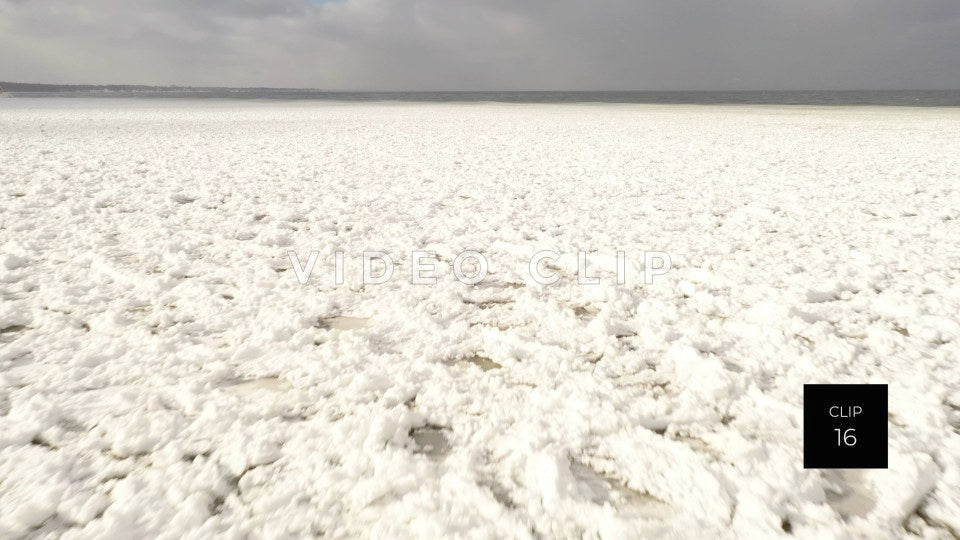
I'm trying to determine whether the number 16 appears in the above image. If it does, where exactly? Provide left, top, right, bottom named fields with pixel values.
left=835, top=428, right=856, bottom=446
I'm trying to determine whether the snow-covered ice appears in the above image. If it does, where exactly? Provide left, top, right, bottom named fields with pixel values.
left=1, top=98, right=959, bottom=538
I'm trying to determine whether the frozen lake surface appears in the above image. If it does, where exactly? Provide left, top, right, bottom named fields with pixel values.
left=1, top=99, right=959, bottom=537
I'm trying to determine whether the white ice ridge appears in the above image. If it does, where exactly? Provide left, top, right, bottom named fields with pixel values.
left=1, top=98, right=959, bottom=538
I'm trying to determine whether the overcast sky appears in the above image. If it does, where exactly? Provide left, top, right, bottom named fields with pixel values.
left=1, top=0, right=959, bottom=90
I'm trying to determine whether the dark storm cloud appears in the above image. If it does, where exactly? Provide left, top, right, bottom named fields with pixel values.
left=1, top=0, right=958, bottom=90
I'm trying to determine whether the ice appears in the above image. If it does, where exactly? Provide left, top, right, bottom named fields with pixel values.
left=1, top=98, right=959, bottom=537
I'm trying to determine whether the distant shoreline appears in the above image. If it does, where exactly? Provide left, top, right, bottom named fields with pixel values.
left=2, top=83, right=960, bottom=106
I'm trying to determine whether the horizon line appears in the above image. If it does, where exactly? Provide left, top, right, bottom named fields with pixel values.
left=3, top=81, right=960, bottom=93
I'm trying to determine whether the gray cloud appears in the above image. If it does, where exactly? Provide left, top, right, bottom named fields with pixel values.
left=1, top=0, right=959, bottom=90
